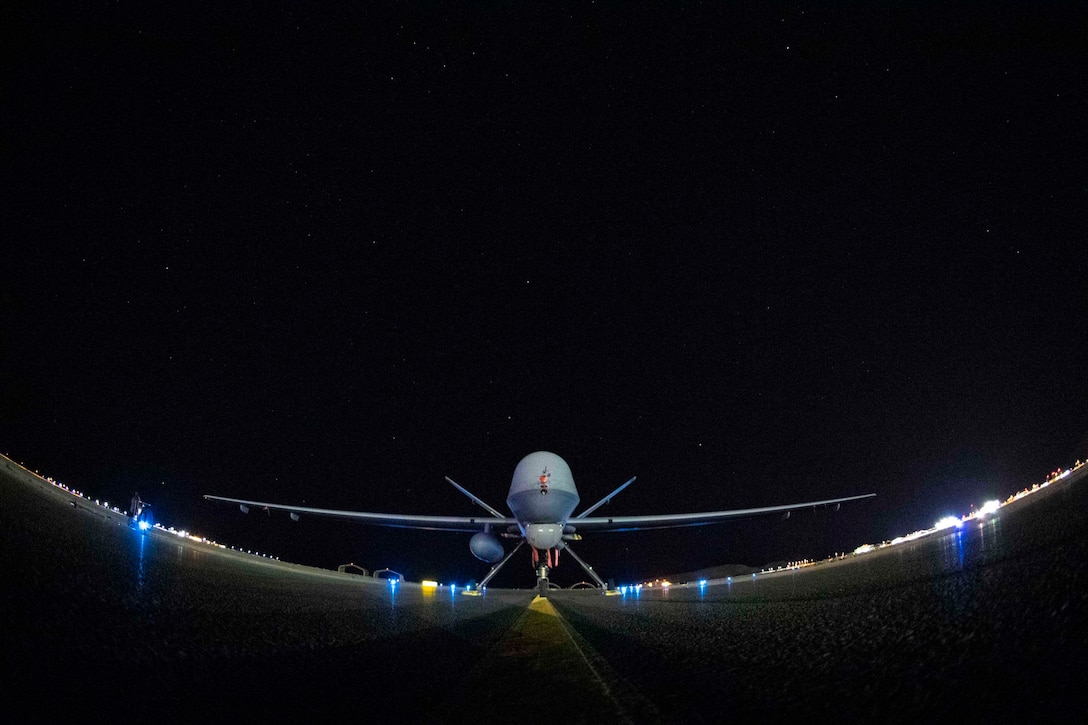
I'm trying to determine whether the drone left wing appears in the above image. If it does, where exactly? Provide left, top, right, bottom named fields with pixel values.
left=203, top=494, right=518, bottom=532
left=570, top=492, right=875, bottom=532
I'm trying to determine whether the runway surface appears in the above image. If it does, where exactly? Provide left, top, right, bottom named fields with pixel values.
left=3, top=454, right=1086, bottom=722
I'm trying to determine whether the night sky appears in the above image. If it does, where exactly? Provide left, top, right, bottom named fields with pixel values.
left=4, top=3, right=1085, bottom=586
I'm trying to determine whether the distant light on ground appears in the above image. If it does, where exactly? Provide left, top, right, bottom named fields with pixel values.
left=935, top=516, right=964, bottom=530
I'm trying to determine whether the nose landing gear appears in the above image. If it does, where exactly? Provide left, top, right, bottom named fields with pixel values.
left=536, top=563, right=551, bottom=594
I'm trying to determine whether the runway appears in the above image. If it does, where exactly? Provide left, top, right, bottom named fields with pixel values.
left=3, top=453, right=1086, bottom=722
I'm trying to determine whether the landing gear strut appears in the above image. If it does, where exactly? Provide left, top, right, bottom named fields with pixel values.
left=477, top=540, right=524, bottom=590
left=563, top=544, right=607, bottom=590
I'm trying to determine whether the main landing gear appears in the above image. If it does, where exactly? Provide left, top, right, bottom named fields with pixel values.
left=469, top=540, right=611, bottom=596
left=532, top=544, right=608, bottom=596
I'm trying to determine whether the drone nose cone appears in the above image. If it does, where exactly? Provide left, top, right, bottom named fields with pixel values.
left=508, top=452, right=580, bottom=522
left=511, top=452, right=575, bottom=494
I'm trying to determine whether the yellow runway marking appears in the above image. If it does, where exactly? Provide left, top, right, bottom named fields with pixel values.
left=437, top=595, right=654, bottom=721
left=497, top=596, right=568, bottom=657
